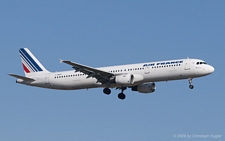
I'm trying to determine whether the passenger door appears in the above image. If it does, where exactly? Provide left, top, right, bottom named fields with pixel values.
left=144, top=66, right=150, bottom=74
left=184, top=59, right=190, bottom=70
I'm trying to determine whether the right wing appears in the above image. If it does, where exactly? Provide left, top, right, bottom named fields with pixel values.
left=60, top=60, right=114, bottom=84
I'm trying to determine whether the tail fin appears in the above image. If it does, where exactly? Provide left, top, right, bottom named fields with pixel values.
left=19, top=48, right=49, bottom=76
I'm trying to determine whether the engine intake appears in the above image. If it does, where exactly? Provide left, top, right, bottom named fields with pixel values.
left=115, top=74, right=134, bottom=85
left=131, top=82, right=156, bottom=93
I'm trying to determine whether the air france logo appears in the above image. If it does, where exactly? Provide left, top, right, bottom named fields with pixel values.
left=143, top=60, right=183, bottom=67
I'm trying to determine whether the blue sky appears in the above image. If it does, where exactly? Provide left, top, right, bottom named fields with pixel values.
left=1, top=1, right=224, bottom=141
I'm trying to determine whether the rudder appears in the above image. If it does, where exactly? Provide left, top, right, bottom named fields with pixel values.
left=19, top=48, right=49, bottom=76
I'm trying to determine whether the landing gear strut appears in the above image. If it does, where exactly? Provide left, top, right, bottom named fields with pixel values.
left=103, top=88, right=111, bottom=95
left=118, top=87, right=126, bottom=100
left=188, top=78, right=194, bottom=89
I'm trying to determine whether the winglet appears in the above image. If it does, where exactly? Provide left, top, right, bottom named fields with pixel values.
left=59, top=59, right=64, bottom=63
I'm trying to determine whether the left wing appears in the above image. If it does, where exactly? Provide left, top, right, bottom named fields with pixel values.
left=60, top=60, right=114, bottom=84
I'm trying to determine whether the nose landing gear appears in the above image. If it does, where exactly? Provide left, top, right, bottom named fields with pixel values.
left=188, top=78, right=194, bottom=89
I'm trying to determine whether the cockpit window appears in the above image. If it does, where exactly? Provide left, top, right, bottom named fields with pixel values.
left=196, top=62, right=207, bottom=65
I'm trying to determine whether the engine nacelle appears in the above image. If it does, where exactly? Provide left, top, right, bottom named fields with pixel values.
left=131, top=82, right=156, bottom=93
left=115, top=74, right=134, bottom=85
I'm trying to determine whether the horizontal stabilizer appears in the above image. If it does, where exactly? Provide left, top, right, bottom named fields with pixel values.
left=8, top=74, right=35, bottom=81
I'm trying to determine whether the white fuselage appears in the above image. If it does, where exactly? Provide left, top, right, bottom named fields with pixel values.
left=17, top=58, right=214, bottom=90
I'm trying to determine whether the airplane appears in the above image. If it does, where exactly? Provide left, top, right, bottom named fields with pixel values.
left=9, top=48, right=214, bottom=100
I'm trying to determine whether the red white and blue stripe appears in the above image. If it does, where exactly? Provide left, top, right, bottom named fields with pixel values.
left=19, top=48, right=44, bottom=73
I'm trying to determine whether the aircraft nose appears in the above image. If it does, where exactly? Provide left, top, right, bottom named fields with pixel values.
left=208, top=65, right=215, bottom=74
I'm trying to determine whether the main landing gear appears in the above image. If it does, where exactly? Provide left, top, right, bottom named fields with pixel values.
left=103, top=87, right=127, bottom=100
left=103, top=88, right=111, bottom=95
left=188, top=78, right=194, bottom=89
left=118, top=87, right=126, bottom=100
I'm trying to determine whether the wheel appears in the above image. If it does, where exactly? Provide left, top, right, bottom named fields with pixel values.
left=103, top=88, right=111, bottom=95
left=118, top=93, right=126, bottom=100
left=189, top=85, right=194, bottom=89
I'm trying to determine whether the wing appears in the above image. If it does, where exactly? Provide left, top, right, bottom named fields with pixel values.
left=60, top=60, right=114, bottom=84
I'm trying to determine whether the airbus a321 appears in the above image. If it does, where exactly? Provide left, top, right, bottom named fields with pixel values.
left=9, top=48, right=214, bottom=100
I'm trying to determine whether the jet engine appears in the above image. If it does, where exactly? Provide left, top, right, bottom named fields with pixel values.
left=115, top=74, right=134, bottom=85
left=131, top=82, right=156, bottom=93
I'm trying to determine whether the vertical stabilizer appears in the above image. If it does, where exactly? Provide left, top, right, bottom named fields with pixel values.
left=19, top=48, right=49, bottom=76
